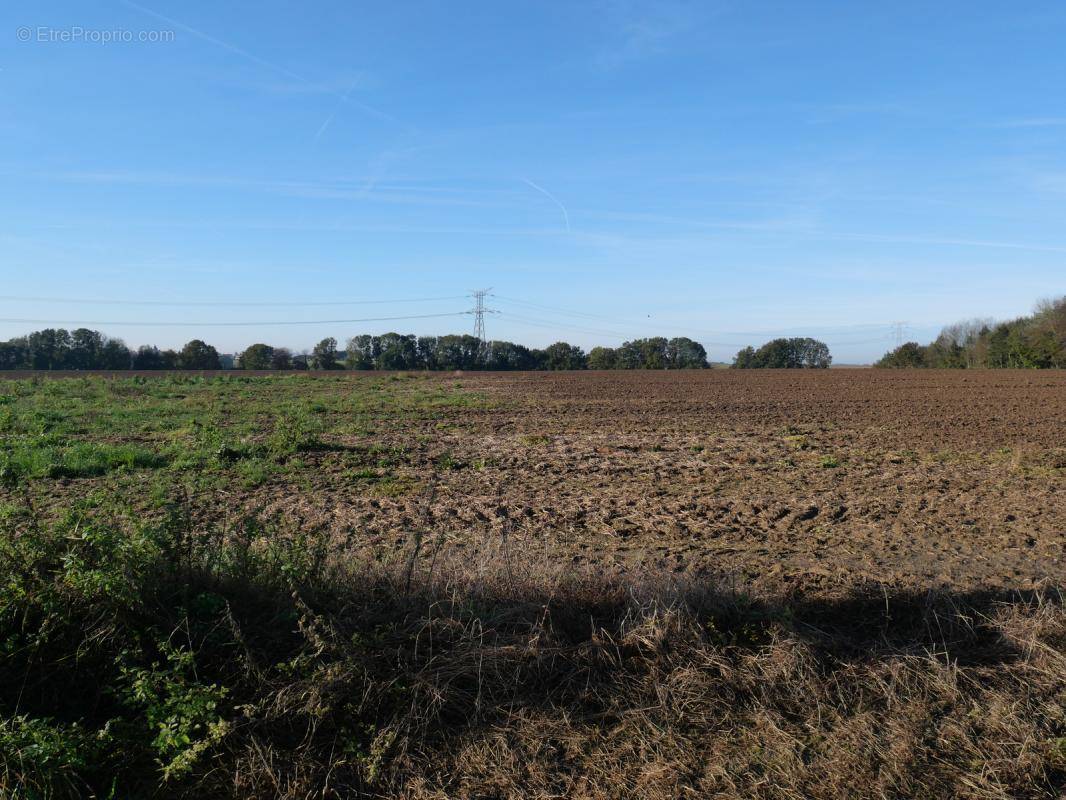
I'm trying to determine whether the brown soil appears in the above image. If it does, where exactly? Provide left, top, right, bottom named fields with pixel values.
left=253, top=369, right=1066, bottom=595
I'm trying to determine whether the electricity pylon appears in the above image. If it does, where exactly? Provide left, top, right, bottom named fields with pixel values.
left=891, top=321, right=907, bottom=348
left=469, top=288, right=496, bottom=355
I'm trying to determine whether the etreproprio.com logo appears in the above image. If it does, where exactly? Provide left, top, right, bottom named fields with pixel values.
left=17, top=26, right=175, bottom=43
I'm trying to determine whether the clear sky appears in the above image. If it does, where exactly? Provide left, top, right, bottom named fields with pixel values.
left=2, top=1, right=1065, bottom=362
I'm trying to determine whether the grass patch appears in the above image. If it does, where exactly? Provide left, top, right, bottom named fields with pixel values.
left=1, top=440, right=164, bottom=483
left=234, top=457, right=275, bottom=488
left=0, top=374, right=486, bottom=490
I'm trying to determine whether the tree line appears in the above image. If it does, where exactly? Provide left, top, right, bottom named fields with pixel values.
left=732, top=337, right=832, bottom=368
left=0, top=330, right=229, bottom=371
left=876, top=296, right=1066, bottom=369
left=0, top=329, right=713, bottom=371
left=313, top=334, right=710, bottom=370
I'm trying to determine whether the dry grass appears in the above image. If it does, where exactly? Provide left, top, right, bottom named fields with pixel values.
left=318, top=553, right=1066, bottom=800
left=3, top=505, right=1066, bottom=798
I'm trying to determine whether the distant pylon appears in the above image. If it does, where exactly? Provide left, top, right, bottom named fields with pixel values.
left=469, top=288, right=496, bottom=351
left=891, top=321, right=907, bottom=348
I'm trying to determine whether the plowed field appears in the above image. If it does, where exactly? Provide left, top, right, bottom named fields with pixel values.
left=4, top=369, right=1064, bottom=594
left=256, top=369, right=1066, bottom=594
left=5, top=369, right=1066, bottom=798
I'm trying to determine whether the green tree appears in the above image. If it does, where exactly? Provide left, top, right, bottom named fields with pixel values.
left=435, top=335, right=482, bottom=370
left=985, top=323, right=1013, bottom=368
left=0, top=337, right=29, bottom=369
left=732, top=338, right=831, bottom=369
left=665, top=337, right=707, bottom=369
left=542, top=341, right=587, bottom=370
left=732, top=346, right=757, bottom=369
left=875, top=342, right=927, bottom=368
left=178, top=339, right=221, bottom=370
left=238, top=343, right=275, bottom=370
left=133, top=346, right=166, bottom=369
left=99, top=338, right=131, bottom=369
left=756, top=339, right=796, bottom=368
left=375, top=333, right=418, bottom=370
left=796, top=338, right=832, bottom=368
left=27, top=329, right=72, bottom=370
left=924, top=335, right=965, bottom=369
left=69, top=328, right=104, bottom=369
left=270, top=348, right=293, bottom=370
left=416, top=336, right=439, bottom=370
left=611, top=338, right=675, bottom=369
left=345, top=335, right=376, bottom=370
left=487, top=340, right=537, bottom=370
left=587, top=346, right=617, bottom=369
left=638, top=337, right=669, bottom=369
left=614, top=340, right=642, bottom=369
left=311, top=337, right=340, bottom=370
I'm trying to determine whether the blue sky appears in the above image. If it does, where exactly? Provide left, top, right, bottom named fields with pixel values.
left=2, top=1, right=1065, bottom=362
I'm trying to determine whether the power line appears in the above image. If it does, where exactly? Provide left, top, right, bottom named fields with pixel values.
left=0, top=289, right=910, bottom=351
left=0, top=312, right=471, bottom=328
left=493, top=295, right=900, bottom=343
left=497, top=298, right=695, bottom=340
left=498, top=306, right=892, bottom=349
left=500, top=310, right=774, bottom=348
left=494, top=294, right=622, bottom=324
left=0, top=294, right=469, bottom=307
left=501, top=311, right=629, bottom=340
left=828, top=336, right=899, bottom=347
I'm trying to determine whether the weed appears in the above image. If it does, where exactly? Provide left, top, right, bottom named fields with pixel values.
left=268, top=407, right=324, bottom=456
left=435, top=451, right=465, bottom=470
left=518, top=434, right=551, bottom=446
left=0, top=715, right=103, bottom=798
left=119, top=645, right=231, bottom=781
left=235, top=457, right=274, bottom=488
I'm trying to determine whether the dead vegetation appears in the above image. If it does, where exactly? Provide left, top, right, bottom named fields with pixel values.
left=2, top=499, right=1065, bottom=799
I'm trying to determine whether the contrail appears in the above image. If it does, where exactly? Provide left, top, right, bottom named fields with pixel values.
left=121, top=0, right=308, bottom=84
left=312, top=77, right=365, bottom=145
left=521, top=178, right=570, bottom=232
left=312, top=111, right=338, bottom=144
left=121, top=0, right=400, bottom=126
